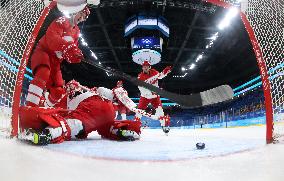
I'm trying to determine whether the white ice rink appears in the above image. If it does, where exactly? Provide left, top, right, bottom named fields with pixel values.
left=1, top=126, right=284, bottom=181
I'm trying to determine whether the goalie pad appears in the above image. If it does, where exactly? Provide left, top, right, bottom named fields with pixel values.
left=19, top=106, right=72, bottom=143
left=113, top=87, right=170, bottom=127
left=62, top=43, right=83, bottom=63
left=105, top=120, right=141, bottom=140
left=19, top=106, right=69, bottom=130
left=113, top=120, right=141, bottom=135
left=113, top=87, right=136, bottom=109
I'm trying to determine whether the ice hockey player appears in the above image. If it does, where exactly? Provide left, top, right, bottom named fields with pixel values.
left=25, top=3, right=90, bottom=108
left=112, top=80, right=129, bottom=120
left=95, top=81, right=171, bottom=132
left=135, top=60, right=172, bottom=133
left=19, top=80, right=141, bottom=145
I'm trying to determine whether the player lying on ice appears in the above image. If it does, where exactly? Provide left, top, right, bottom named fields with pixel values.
left=19, top=79, right=170, bottom=145
left=19, top=80, right=141, bottom=145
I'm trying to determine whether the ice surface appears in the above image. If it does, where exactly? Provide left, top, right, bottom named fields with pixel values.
left=1, top=126, right=284, bottom=181
left=47, top=126, right=266, bottom=161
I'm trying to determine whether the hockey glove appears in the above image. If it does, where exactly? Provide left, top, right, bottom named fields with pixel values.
left=162, top=66, right=172, bottom=75
left=62, top=43, right=83, bottom=63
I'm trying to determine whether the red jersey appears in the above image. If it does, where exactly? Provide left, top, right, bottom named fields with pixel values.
left=37, top=16, right=80, bottom=59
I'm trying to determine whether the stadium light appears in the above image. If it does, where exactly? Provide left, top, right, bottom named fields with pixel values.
left=218, top=20, right=228, bottom=30
left=218, top=7, right=239, bottom=30
left=189, top=63, right=196, bottom=70
left=209, top=32, right=219, bottom=41
left=227, top=7, right=239, bottom=18
left=211, top=34, right=218, bottom=41
left=106, top=72, right=111, bottom=77
left=90, top=50, right=98, bottom=60
left=173, top=72, right=188, bottom=78
left=81, top=38, right=88, bottom=46
left=174, top=6, right=239, bottom=78
left=197, top=54, right=203, bottom=60
left=196, top=54, right=203, bottom=62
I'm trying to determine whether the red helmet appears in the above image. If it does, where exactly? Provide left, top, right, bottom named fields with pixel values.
left=117, top=80, right=123, bottom=86
left=142, top=60, right=151, bottom=66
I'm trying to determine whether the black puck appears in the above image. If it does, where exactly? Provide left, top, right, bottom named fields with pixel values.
left=196, top=142, right=205, bottom=149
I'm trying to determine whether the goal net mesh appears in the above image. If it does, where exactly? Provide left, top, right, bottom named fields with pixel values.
left=238, top=0, right=284, bottom=141
left=0, top=0, right=283, bottom=142
left=0, top=0, right=44, bottom=136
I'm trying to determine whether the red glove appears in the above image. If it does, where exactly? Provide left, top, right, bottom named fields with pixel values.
left=162, top=66, right=172, bottom=75
left=66, top=79, right=81, bottom=96
left=90, top=86, right=98, bottom=92
left=19, top=106, right=68, bottom=130
left=62, top=43, right=83, bottom=63
left=66, top=79, right=80, bottom=88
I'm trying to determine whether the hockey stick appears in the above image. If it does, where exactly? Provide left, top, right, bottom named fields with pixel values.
left=79, top=46, right=234, bottom=108
left=76, top=84, right=168, bottom=125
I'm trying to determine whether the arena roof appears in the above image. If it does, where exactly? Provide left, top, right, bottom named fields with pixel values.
left=61, top=0, right=259, bottom=97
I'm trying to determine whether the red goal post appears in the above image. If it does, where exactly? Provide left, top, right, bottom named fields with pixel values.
left=10, top=1, right=57, bottom=137
left=205, top=0, right=274, bottom=142
left=206, top=0, right=283, bottom=143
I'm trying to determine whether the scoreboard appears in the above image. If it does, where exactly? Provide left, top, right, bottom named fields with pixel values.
left=124, top=13, right=169, bottom=65
left=131, top=37, right=162, bottom=51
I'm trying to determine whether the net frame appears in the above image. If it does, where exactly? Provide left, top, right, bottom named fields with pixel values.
left=207, top=0, right=284, bottom=143
left=0, top=0, right=47, bottom=137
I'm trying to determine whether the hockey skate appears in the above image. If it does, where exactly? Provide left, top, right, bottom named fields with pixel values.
left=160, top=115, right=170, bottom=134
left=19, top=129, right=52, bottom=145
left=117, top=129, right=140, bottom=141
left=133, top=116, right=141, bottom=122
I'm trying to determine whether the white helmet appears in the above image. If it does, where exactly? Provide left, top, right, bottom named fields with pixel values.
left=56, top=0, right=100, bottom=14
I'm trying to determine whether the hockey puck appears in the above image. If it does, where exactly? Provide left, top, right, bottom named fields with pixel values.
left=196, top=142, right=205, bottom=150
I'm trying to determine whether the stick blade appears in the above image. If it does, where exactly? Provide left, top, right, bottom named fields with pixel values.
left=200, top=85, right=234, bottom=106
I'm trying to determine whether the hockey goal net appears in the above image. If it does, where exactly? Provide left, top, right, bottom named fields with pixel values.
left=0, top=0, right=46, bottom=137
left=0, top=0, right=283, bottom=143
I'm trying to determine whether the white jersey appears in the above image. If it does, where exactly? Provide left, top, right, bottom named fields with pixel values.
left=138, top=69, right=161, bottom=99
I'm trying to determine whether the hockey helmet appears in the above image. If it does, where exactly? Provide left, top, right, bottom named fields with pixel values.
left=57, top=0, right=87, bottom=14
left=56, top=0, right=99, bottom=14
left=142, top=60, right=151, bottom=67
left=117, top=80, right=123, bottom=87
